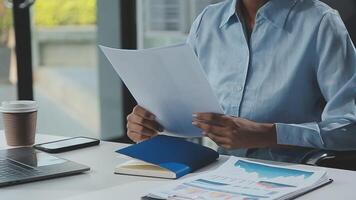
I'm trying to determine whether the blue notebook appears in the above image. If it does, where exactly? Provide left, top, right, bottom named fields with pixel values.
left=115, top=135, right=219, bottom=179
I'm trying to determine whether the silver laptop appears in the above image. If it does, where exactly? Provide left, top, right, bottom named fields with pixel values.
left=0, top=147, right=89, bottom=187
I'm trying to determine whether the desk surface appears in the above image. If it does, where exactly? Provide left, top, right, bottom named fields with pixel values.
left=0, top=132, right=355, bottom=200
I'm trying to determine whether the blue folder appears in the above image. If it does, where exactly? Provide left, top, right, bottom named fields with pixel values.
left=116, top=135, right=219, bottom=179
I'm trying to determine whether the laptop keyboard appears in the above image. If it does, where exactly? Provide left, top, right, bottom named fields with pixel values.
left=0, top=158, right=42, bottom=181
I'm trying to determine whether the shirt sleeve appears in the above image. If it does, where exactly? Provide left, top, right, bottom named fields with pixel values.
left=276, top=11, right=356, bottom=150
left=186, top=8, right=207, bottom=55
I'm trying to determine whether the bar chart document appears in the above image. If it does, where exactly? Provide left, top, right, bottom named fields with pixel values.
left=100, top=44, right=223, bottom=137
left=145, top=157, right=331, bottom=200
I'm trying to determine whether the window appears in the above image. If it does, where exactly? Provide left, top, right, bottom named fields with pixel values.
left=31, top=0, right=99, bottom=137
left=137, top=0, right=222, bottom=49
left=0, top=0, right=16, bottom=129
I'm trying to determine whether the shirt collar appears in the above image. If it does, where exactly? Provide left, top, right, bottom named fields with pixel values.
left=219, top=0, right=298, bottom=29
left=219, top=0, right=238, bottom=28
left=260, top=0, right=298, bottom=29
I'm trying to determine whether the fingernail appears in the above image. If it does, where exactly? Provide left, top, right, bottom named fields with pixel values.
left=192, top=113, right=197, bottom=117
left=192, top=121, right=198, bottom=125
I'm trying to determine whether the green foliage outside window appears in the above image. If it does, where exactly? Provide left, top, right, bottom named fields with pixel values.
left=34, top=0, right=96, bottom=27
left=0, top=0, right=12, bottom=45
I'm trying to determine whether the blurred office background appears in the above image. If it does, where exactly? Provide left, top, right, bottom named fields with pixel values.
left=0, top=0, right=355, bottom=143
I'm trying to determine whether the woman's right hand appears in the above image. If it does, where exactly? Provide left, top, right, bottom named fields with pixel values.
left=126, top=105, right=164, bottom=143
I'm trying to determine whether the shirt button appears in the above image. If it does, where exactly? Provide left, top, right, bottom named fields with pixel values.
left=236, top=86, right=243, bottom=91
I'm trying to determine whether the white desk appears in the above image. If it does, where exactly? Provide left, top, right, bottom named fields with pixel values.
left=0, top=132, right=356, bottom=199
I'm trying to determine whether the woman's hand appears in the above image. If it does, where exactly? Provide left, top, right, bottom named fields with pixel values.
left=127, top=105, right=164, bottom=143
left=192, top=113, right=277, bottom=149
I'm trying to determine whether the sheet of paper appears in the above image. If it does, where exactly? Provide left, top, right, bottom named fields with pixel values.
left=100, top=44, right=223, bottom=137
left=146, top=157, right=328, bottom=200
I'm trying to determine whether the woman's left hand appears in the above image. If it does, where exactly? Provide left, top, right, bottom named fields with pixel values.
left=192, top=113, right=277, bottom=150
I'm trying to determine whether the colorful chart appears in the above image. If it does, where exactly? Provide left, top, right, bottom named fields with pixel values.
left=257, top=181, right=296, bottom=189
left=234, top=160, right=313, bottom=179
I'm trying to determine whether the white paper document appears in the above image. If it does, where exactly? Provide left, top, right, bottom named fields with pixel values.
left=145, top=157, right=331, bottom=200
left=100, top=44, right=223, bottom=137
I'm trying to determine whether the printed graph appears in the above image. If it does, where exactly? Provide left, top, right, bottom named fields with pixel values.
left=234, top=160, right=313, bottom=180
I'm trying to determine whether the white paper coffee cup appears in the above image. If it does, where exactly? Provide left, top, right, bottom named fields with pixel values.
left=0, top=101, right=38, bottom=146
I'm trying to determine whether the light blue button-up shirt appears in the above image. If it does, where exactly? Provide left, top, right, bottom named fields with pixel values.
left=187, top=0, right=356, bottom=163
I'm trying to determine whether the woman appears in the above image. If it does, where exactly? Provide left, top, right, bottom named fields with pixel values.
left=126, top=0, right=356, bottom=163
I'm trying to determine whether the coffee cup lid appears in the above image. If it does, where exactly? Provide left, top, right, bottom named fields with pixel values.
left=0, top=101, right=38, bottom=113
